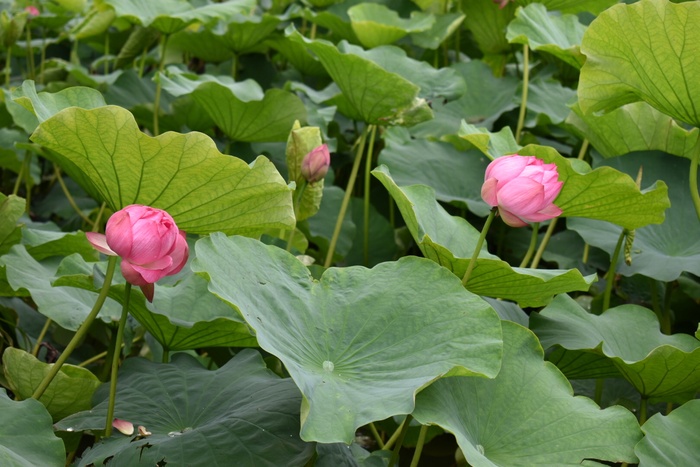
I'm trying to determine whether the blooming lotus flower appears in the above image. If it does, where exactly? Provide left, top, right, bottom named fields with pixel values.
left=25, top=6, right=39, bottom=17
left=300, top=144, right=330, bottom=183
left=481, top=155, right=563, bottom=228
left=86, top=205, right=189, bottom=302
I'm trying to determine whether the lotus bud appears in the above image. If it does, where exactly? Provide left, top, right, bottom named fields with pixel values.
left=300, top=144, right=331, bottom=184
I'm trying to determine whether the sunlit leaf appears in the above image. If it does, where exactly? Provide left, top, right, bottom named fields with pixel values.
left=0, top=194, right=24, bottom=256
left=193, top=233, right=503, bottom=443
left=635, top=399, right=700, bottom=466
left=347, top=3, right=434, bottom=49
left=31, top=106, right=294, bottom=236
left=578, top=0, right=700, bottom=126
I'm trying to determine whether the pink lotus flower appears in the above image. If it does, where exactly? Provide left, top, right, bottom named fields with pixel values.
left=491, top=0, right=510, bottom=9
left=300, top=144, right=330, bottom=183
left=86, top=205, right=188, bottom=302
left=481, top=155, right=563, bottom=228
left=25, top=6, right=39, bottom=17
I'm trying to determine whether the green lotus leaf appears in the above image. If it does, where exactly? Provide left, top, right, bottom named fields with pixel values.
left=378, top=129, right=491, bottom=216
left=516, top=0, right=618, bottom=15
left=213, top=13, right=282, bottom=53
left=578, top=0, right=700, bottom=126
left=546, top=346, right=621, bottom=380
left=373, top=166, right=596, bottom=307
left=568, top=101, right=700, bottom=160
left=159, top=68, right=307, bottom=142
left=531, top=294, right=700, bottom=403
left=0, top=247, right=121, bottom=330
left=526, top=76, right=577, bottom=125
left=635, top=399, right=700, bottom=466
left=103, top=0, right=255, bottom=35
left=0, top=388, right=65, bottom=467
left=288, top=30, right=433, bottom=126
left=449, top=122, right=520, bottom=159
left=192, top=233, right=503, bottom=443
left=52, top=255, right=256, bottom=351
left=30, top=105, right=294, bottom=236
left=461, top=0, right=516, bottom=57
left=506, top=3, right=586, bottom=68
left=301, top=4, right=360, bottom=44
left=2, top=347, right=101, bottom=421
left=0, top=193, right=24, bottom=256
left=411, top=12, right=464, bottom=49
left=568, top=151, right=700, bottom=282
left=347, top=3, right=434, bottom=49
left=55, top=351, right=314, bottom=466
left=413, top=321, right=642, bottom=466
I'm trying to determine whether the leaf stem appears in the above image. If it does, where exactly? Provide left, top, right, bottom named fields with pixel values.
left=514, top=44, right=529, bottom=144
left=31, top=318, right=52, bottom=357
left=4, top=44, right=11, bottom=86
left=603, top=228, right=627, bottom=311
left=388, top=414, right=412, bottom=467
left=530, top=218, right=558, bottom=269
left=32, top=256, right=118, bottom=400
left=690, top=143, right=700, bottom=222
left=54, top=164, right=94, bottom=227
left=639, top=396, right=648, bottom=424
left=409, top=424, right=429, bottom=467
left=519, top=222, right=539, bottom=267
left=363, top=125, right=377, bottom=266
left=287, top=180, right=308, bottom=252
left=153, top=34, right=170, bottom=136
left=368, top=422, right=385, bottom=449
left=462, top=208, right=496, bottom=286
left=25, top=25, right=35, bottom=80
left=324, top=125, right=370, bottom=268
left=105, top=283, right=131, bottom=437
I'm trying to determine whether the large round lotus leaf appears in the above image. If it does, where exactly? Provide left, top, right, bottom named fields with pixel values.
left=413, top=321, right=641, bottom=466
left=373, top=165, right=596, bottom=308
left=506, top=3, right=586, bottom=68
left=0, top=193, right=24, bottom=256
left=55, top=351, right=314, bottom=466
left=578, top=0, right=700, bottom=127
left=531, top=294, right=700, bottom=403
left=192, top=233, right=503, bottom=443
left=635, top=399, right=700, bottom=466
left=0, top=389, right=65, bottom=467
left=348, top=3, right=434, bottom=49
left=568, top=151, right=700, bottom=282
left=30, top=105, right=294, bottom=236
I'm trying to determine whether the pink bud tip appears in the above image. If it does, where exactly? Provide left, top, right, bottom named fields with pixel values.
left=25, top=6, right=39, bottom=16
left=300, top=144, right=331, bottom=183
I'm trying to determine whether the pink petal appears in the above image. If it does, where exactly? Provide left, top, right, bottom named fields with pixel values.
left=484, top=155, right=530, bottom=183
left=112, top=418, right=134, bottom=436
left=542, top=180, right=563, bottom=205
left=164, top=231, right=189, bottom=277
left=480, top=178, right=499, bottom=207
left=520, top=203, right=563, bottom=223
left=105, top=211, right=134, bottom=258
left=497, top=178, right=546, bottom=215
left=119, top=260, right=150, bottom=286
left=498, top=208, right=528, bottom=227
left=85, top=232, right=116, bottom=256
left=129, top=260, right=173, bottom=284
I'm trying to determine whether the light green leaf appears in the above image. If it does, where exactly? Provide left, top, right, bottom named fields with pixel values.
left=546, top=347, right=621, bottom=380
left=56, top=351, right=314, bottom=466
left=103, top=0, right=256, bottom=35
left=0, top=194, right=24, bottom=256
left=159, top=68, right=307, bottom=142
left=450, top=122, right=520, bottom=159
left=373, top=166, right=596, bottom=307
left=461, top=0, right=516, bottom=57
left=0, top=247, right=121, bottom=330
left=2, top=348, right=101, bottom=422
left=31, top=105, right=294, bottom=236
left=568, top=151, right=700, bottom=281
left=567, top=101, right=700, bottom=160
left=516, top=0, right=618, bottom=15
left=348, top=3, right=434, bottom=49
left=578, top=0, right=700, bottom=126
left=531, top=294, right=700, bottom=403
left=411, top=12, right=464, bottom=50
left=413, top=321, right=642, bottom=466
left=11, top=80, right=106, bottom=128
left=507, top=3, right=586, bottom=68
left=526, top=76, right=577, bottom=125
left=0, top=388, right=65, bottom=467
left=193, top=234, right=503, bottom=443
left=635, top=399, right=700, bottom=466
left=518, top=145, right=671, bottom=230
left=288, top=30, right=433, bottom=126
left=213, top=13, right=282, bottom=53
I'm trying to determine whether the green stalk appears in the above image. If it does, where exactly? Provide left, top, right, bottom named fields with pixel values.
left=105, top=283, right=131, bottom=437
left=287, top=180, right=308, bottom=252
left=32, top=256, right=118, bottom=400
left=639, top=396, right=648, bottom=424
left=530, top=218, right=558, bottom=269
left=594, top=378, right=604, bottom=406
left=690, top=144, right=700, bottom=222
left=25, top=26, right=35, bottom=80
left=324, top=126, right=369, bottom=268
left=162, top=348, right=169, bottom=363
left=514, top=44, right=529, bottom=144
left=388, top=415, right=412, bottom=467
left=31, top=318, right=52, bottom=357
left=660, top=283, right=673, bottom=335
left=153, top=34, right=170, bottom=136
left=603, top=229, right=627, bottom=312
left=368, top=422, right=385, bottom=449
left=93, top=202, right=107, bottom=232
left=54, top=164, right=95, bottom=227
left=138, top=46, right=148, bottom=78
left=409, top=424, right=429, bottom=467
left=519, top=222, right=539, bottom=267
left=363, top=125, right=377, bottom=266
left=12, top=155, right=24, bottom=196
left=39, top=31, right=46, bottom=85
left=462, top=209, right=496, bottom=286
left=4, top=44, right=11, bottom=86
